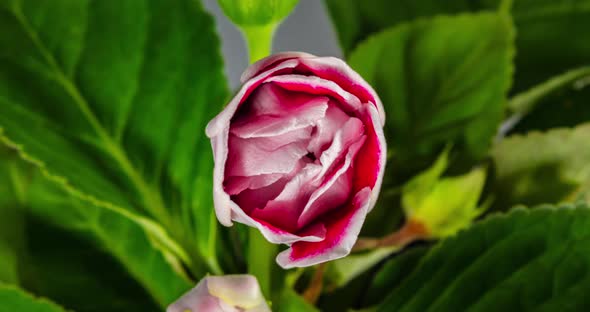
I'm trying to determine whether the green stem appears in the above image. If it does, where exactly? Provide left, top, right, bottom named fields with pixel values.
left=499, top=0, right=513, bottom=14
left=241, top=22, right=277, bottom=299
left=247, top=227, right=276, bottom=298
left=242, top=24, right=276, bottom=64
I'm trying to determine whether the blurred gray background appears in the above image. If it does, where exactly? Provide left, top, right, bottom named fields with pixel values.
left=203, top=0, right=342, bottom=89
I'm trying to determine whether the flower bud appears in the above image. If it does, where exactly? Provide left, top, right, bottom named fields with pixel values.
left=167, top=275, right=270, bottom=312
left=206, top=52, right=386, bottom=268
left=402, top=149, right=488, bottom=238
left=217, top=0, right=299, bottom=27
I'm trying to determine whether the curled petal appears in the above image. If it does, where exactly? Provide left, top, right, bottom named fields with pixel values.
left=276, top=188, right=373, bottom=268
left=240, top=51, right=314, bottom=83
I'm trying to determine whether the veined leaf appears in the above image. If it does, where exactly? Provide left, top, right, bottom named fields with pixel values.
left=25, top=174, right=193, bottom=308
left=0, top=149, right=27, bottom=285
left=508, top=66, right=590, bottom=116
left=0, top=0, right=228, bottom=273
left=0, top=149, right=191, bottom=309
left=324, top=0, right=487, bottom=55
left=0, top=284, right=66, bottom=312
left=326, top=0, right=590, bottom=92
left=378, top=203, right=590, bottom=311
left=492, top=123, right=590, bottom=209
left=363, top=246, right=429, bottom=307
left=348, top=13, right=513, bottom=172
left=19, top=217, right=162, bottom=312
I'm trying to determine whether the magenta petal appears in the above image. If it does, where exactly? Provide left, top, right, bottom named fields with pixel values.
left=276, top=188, right=372, bottom=268
left=307, top=101, right=351, bottom=154
left=265, top=75, right=363, bottom=115
left=207, top=60, right=301, bottom=226
left=353, top=105, right=387, bottom=211
left=232, top=205, right=327, bottom=244
left=298, top=137, right=366, bottom=228
left=224, top=173, right=284, bottom=195
left=297, top=56, right=385, bottom=125
left=231, top=89, right=328, bottom=139
left=251, top=164, right=322, bottom=232
left=317, top=117, right=365, bottom=178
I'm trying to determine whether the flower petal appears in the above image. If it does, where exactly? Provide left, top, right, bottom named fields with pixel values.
left=167, top=275, right=270, bottom=312
left=276, top=187, right=372, bottom=268
left=231, top=84, right=328, bottom=139
left=166, top=277, right=226, bottom=312
left=240, top=51, right=314, bottom=83
left=298, top=136, right=366, bottom=228
left=307, top=100, right=351, bottom=155
left=297, top=56, right=385, bottom=125
left=250, top=163, right=322, bottom=232
left=207, top=275, right=268, bottom=310
left=317, top=117, right=365, bottom=179
left=265, top=75, right=363, bottom=116
left=232, top=204, right=327, bottom=245
left=226, top=135, right=308, bottom=177
left=353, top=104, right=387, bottom=211
left=207, top=60, right=301, bottom=226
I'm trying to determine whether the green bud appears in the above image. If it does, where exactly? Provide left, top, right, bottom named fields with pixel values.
left=402, top=149, right=489, bottom=238
left=217, top=0, right=299, bottom=63
left=217, top=0, right=299, bottom=27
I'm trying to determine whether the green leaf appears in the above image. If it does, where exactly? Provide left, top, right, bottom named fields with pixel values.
left=329, top=246, right=400, bottom=288
left=377, top=203, right=590, bottom=311
left=0, top=150, right=27, bottom=285
left=348, top=13, right=513, bottom=169
left=24, top=175, right=193, bottom=308
left=363, top=246, right=429, bottom=307
left=507, top=66, right=590, bottom=116
left=326, top=0, right=590, bottom=94
left=492, top=123, right=590, bottom=209
left=0, top=284, right=66, bottom=312
left=324, top=0, right=488, bottom=55
left=19, top=216, right=162, bottom=312
left=502, top=66, right=590, bottom=135
left=508, top=0, right=590, bottom=92
left=277, top=289, right=319, bottom=312
left=0, top=0, right=228, bottom=273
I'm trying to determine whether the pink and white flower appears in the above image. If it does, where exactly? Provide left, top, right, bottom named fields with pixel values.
left=167, top=275, right=270, bottom=312
left=206, top=52, right=386, bottom=268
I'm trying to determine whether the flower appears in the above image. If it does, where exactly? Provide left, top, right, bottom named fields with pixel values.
left=167, top=275, right=270, bottom=312
left=206, top=52, right=386, bottom=268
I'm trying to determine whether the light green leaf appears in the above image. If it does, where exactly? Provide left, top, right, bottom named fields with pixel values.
left=0, top=284, right=66, bottom=312
left=0, top=0, right=228, bottom=274
left=492, top=123, right=590, bottom=209
left=348, top=13, right=513, bottom=169
left=377, top=203, right=590, bottom=311
left=403, top=166, right=488, bottom=239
